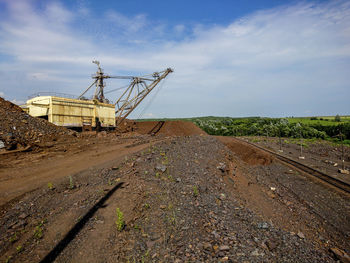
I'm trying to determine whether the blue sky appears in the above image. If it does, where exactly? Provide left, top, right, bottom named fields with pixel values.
left=0, top=0, right=349, bottom=118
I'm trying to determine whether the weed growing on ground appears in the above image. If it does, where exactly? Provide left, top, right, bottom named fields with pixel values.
left=144, top=203, right=150, bottom=209
left=167, top=175, right=175, bottom=182
left=9, top=233, right=18, bottom=243
left=47, top=182, right=54, bottom=190
left=297, top=141, right=309, bottom=148
left=33, top=226, right=43, bottom=239
left=165, top=211, right=176, bottom=226
left=16, top=245, right=23, bottom=253
left=115, top=208, right=125, bottom=231
left=161, top=152, right=169, bottom=165
left=33, top=220, right=46, bottom=239
left=133, top=224, right=141, bottom=231
left=68, top=176, right=75, bottom=189
left=155, top=172, right=160, bottom=178
left=126, top=257, right=137, bottom=263
left=5, top=256, right=12, bottom=263
left=193, top=185, right=199, bottom=197
left=170, top=211, right=176, bottom=225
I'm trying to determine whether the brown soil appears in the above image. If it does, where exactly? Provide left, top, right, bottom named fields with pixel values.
left=134, top=120, right=207, bottom=136
left=0, top=122, right=349, bottom=262
left=0, top=133, right=160, bottom=208
left=216, top=136, right=273, bottom=165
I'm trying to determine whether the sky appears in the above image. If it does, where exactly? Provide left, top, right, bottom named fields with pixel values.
left=0, top=0, right=349, bottom=118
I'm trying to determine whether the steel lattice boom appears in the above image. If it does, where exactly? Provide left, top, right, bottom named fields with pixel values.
left=114, top=68, right=173, bottom=125
left=77, top=61, right=173, bottom=126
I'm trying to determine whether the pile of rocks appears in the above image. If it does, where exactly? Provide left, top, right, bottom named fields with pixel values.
left=0, top=97, right=73, bottom=150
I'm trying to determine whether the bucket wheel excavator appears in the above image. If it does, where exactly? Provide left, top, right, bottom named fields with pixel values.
left=78, top=61, right=173, bottom=126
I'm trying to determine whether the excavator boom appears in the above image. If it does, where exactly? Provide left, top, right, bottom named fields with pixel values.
left=115, top=68, right=173, bottom=126
left=77, top=61, right=173, bottom=127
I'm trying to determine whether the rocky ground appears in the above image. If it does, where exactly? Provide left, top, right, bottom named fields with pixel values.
left=243, top=136, right=350, bottom=183
left=1, top=134, right=348, bottom=262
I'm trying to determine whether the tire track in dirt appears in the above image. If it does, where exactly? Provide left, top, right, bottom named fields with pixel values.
left=0, top=140, right=154, bottom=207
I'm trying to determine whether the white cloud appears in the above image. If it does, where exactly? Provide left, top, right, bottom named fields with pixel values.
left=106, top=11, right=147, bottom=33
left=0, top=0, right=349, bottom=117
left=11, top=99, right=25, bottom=105
left=0, top=91, right=4, bottom=97
left=174, top=24, right=185, bottom=34
left=143, top=113, right=155, bottom=118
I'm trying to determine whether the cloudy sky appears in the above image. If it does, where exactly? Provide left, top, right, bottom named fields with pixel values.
left=0, top=0, right=349, bottom=118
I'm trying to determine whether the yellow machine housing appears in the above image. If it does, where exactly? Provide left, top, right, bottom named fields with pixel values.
left=25, top=96, right=115, bottom=128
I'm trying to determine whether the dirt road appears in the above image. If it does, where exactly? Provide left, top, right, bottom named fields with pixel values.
left=0, top=134, right=159, bottom=207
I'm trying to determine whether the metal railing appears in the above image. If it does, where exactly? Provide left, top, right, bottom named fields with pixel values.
left=28, top=92, right=78, bottom=99
left=28, top=92, right=114, bottom=104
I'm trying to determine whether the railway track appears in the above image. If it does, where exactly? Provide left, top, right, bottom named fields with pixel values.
left=234, top=137, right=350, bottom=194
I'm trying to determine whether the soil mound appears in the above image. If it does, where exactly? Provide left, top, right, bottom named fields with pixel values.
left=117, top=119, right=137, bottom=133
left=216, top=136, right=273, bottom=165
left=134, top=120, right=206, bottom=136
left=0, top=97, right=73, bottom=149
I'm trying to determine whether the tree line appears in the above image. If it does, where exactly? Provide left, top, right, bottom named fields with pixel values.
left=193, top=117, right=350, bottom=142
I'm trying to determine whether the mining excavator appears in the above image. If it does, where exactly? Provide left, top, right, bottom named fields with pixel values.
left=24, top=61, right=173, bottom=130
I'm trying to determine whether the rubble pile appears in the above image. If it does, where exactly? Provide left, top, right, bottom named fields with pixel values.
left=0, top=97, right=73, bottom=150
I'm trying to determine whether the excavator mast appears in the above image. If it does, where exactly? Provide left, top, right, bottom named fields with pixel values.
left=77, top=61, right=173, bottom=126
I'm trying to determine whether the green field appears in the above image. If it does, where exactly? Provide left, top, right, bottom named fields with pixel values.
left=287, top=116, right=350, bottom=126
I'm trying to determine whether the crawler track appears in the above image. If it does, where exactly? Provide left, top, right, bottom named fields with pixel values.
left=234, top=137, right=350, bottom=194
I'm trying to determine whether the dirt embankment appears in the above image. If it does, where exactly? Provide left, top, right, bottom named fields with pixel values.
left=134, top=120, right=207, bottom=136
left=0, top=97, right=73, bottom=150
left=216, top=136, right=273, bottom=165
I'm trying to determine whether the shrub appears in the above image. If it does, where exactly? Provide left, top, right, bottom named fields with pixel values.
left=335, top=114, right=341, bottom=122
left=115, top=208, right=125, bottom=231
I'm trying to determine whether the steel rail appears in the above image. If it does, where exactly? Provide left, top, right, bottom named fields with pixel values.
left=233, top=137, right=350, bottom=194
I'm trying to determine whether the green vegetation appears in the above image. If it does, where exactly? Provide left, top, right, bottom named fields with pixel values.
left=137, top=115, right=350, bottom=145
left=115, top=208, right=125, bottom=231
left=33, top=221, right=45, bottom=239
left=335, top=114, right=341, bottom=122
left=9, top=233, right=18, bottom=243
left=16, top=245, right=23, bottom=253
left=68, top=176, right=75, bottom=189
left=133, top=224, right=141, bottom=231
left=193, top=185, right=199, bottom=197
left=47, top=182, right=54, bottom=190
